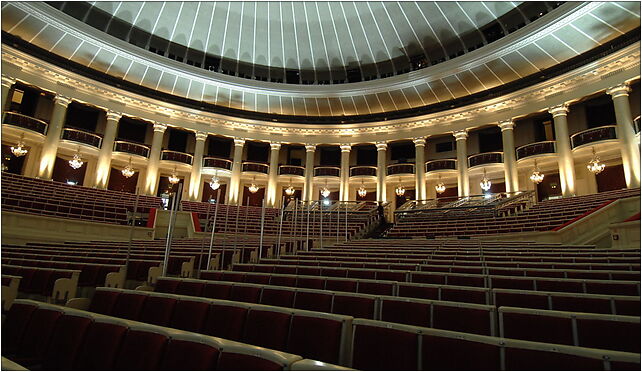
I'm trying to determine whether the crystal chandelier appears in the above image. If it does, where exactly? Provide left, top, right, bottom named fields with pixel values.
left=320, top=186, right=331, bottom=198
left=435, top=175, right=446, bottom=194
left=121, top=157, right=135, bottom=178
left=68, top=147, right=84, bottom=169
left=248, top=176, right=259, bottom=193
left=358, top=181, right=367, bottom=198
left=168, top=167, right=180, bottom=184
left=529, top=160, right=544, bottom=184
left=587, top=147, right=605, bottom=175
left=284, top=178, right=295, bottom=196
left=10, top=134, right=28, bottom=157
left=395, top=178, right=405, bottom=197
left=480, top=169, right=492, bottom=192
left=209, top=177, right=220, bottom=190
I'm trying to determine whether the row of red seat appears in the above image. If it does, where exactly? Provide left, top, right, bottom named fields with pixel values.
left=2, top=265, right=79, bottom=302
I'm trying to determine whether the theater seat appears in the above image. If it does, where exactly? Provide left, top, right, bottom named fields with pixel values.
left=138, top=294, right=177, bottom=326
left=114, top=326, right=169, bottom=370
left=286, top=313, right=348, bottom=365
left=75, top=319, right=128, bottom=370
left=88, top=287, right=120, bottom=315
left=202, top=302, right=248, bottom=341
left=169, top=299, right=210, bottom=332
left=160, top=334, right=220, bottom=370
left=351, top=320, right=419, bottom=370
left=422, top=332, right=501, bottom=370
left=111, top=291, right=148, bottom=320
left=175, top=280, right=206, bottom=297
left=41, top=311, right=93, bottom=370
left=243, top=308, right=292, bottom=351
left=10, top=305, right=64, bottom=365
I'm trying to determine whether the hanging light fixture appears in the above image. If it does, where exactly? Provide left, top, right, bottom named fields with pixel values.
left=435, top=175, right=446, bottom=194
left=285, top=178, right=295, bottom=196
left=248, top=176, right=259, bottom=193
left=529, top=159, right=544, bottom=184
left=209, top=170, right=221, bottom=190
left=480, top=168, right=492, bottom=192
left=68, top=147, right=84, bottom=169
left=358, top=180, right=367, bottom=198
left=121, top=157, right=135, bottom=178
left=10, top=134, right=28, bottom=157
left=320, top=180, right=331, bottom=198
left=168, top=167, right=180, bottom=184
left=587, top=147, right=605, bottom=175
left=395, top=177, right=405, bottom=197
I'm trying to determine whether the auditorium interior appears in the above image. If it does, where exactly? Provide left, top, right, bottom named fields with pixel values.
left=1, top=1, right=641, bottom=370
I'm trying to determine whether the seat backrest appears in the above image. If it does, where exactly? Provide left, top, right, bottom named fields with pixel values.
left=351, top=320, right=419, bottom=370
left=114, top=326, right=170, bottom=370
left=202, top=302, right=249, bottom=341
left=293, top=290, right=332, bottom=313
left=16, top=306, right=64, bottom=360
left=88, top=287, right=121, bottom=315
left=243, top=308, right=292, bottom=351
left=499, top=307, right=574, bottom=346
left=260, top=287, right=296, bottom=308
left=422, top=332, right=501, bottom=370
left=41, top=312, right=94, bottom=370
left=575, top=316, right=640, bottom=353
left=286, top=313, right=349, bottom=365
left=175, top=280, right=206, bottom=297
left=160, top=334, right=220, bottom=370
left=203, top=282, right=232, bottom=300
left=138, top=294, right=178, bottom=326
left=1, top=300, right=38, bottom=354
left=169, top=299, right=210, bottom=332
left=155, top=278, right=180, bottom=294
left=332, top=294, right=376, bottom=319
left=75, top=319, right=128, bottom=370
left=111, top=291, right=148, bottom=320
left=230, top=284, right=263, bottom=303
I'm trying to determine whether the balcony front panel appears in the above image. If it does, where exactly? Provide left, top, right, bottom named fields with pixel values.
left=515, top=141, right=556, bottom=160
left=468, top=152, right=503, bottom=168
left=279, top=165, right=305, bottom=176
left=386, top=163, right=415, bottom=176
left=203, top=157, right=232, bottom=170
left=113, top=140, right=150, bottom=158
left=571, top=125, right=617, bottom=149
left=314, top=166, right=340, bottom=177
left=161, top=150, right=193, bottom=165
left=350, top=166, right=377, bottom=177
left=242, top=161, right=269, bottom=174
left=425, top=159, right=456, bottom=173
left=3, top=112, right=48, bottom=135
left=61, top=127, right=103, bottom=148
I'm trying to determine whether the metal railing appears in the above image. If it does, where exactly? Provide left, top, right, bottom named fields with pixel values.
left=61, top=127, right=103, bottom=148
left=468, top=152, right=503, bottom=167
left=203, top=157, right=232, bottom=170
left=2, top=112, right=48, bottom=134
left=516, top=141, right=556, bottom=160
left=161, top=150, right=193, bottom=165
left=425, top=159, right=456, bottom=172
left=570, top=125, right=617, bottom=149
left=242, top=161, right=269, bottom=174
left=386, top=163, right=414, bottom=176
left=314, top=166, right=340, bottom=177
left=279, top=165, right=305, bottom=176
left=113, top=140, right=150, bottom=158
left=350, top=166, right=377, bottom=177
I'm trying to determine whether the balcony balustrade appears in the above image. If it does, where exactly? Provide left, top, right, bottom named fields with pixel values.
left=314, top=166, right=340, bottom=177
left=113, top=140, right=150, bottom=158
left=349, top=166, right=377, bottom=177
left=425, top=159, right=456, bottom=172
left=515, top=141, right=556, bottom=160
left=468, top=152, right=503, bottom=168
left=386, top=163, right=415, bottom=176
left=203, top=157, right=232, bottom=170
left=242, top=161, right=269, bottom=174
left=61, top=127, right=102, bottom=148
left=3, top=112, right=48, bottom=135
left=279, top=165, right=305, bottom=176
left=161, top=150, right=193, bottom=165
left=570, top=125, right=617, bottom=149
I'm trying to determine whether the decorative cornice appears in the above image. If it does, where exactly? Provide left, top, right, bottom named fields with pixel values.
left=195, top=131, right=208, bottom=142
left=606, top=83, right=630, bottom=98
left=413, top=138, right=426, bottom=146
left=305, top=144, right=317, bottom=152
left=270, top=143, right=282, bottom=151
left=548, top=104, right=569, bottom=118
left=498, top=120, right=515, bottom=131
left=340, top=144, right=352, bottom=152
left=453, top=130, right=468, bottom=141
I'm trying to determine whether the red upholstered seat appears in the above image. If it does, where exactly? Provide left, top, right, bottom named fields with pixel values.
left=111, top=292, right=148, bottom=320
left=332, top=295, right=376, bottom=319
left=12, top=307, right=64, bottom=363
left=260, top=288, right=295, bottom=308
left=347, top=270, right=376, bottom=279
left=536, top=279, right=583, bottom=293
left=138, top=295, right=177, bottom=326
left=160, top=338, right=220, bottom=370
left=1, top=302, right=38, bottom=355
left=325, top=278, right=358, bottom=292
left=432, top=304, right=493, bottom=336
left=221, top=272, right=246, bottom=282
left=494, top=291, right=549, bottom=310
left=41, top=313, right=93, bottom=370
left=551, top=295, right=611, bottom=314
left=175, top=281, right=205, bottom=297
left=274, top=266, right=297, bottom=275
left=230, top=285, right=262, bottom=303
left=155, top=278, right=180, bottom=294
left=286, top=315, right=344, bottom=364
left=202, top=303, right=248, bottom=341
left=169, top=299, right=210, bottom=332
left=614, top=298, right=641, bottom=316
left=376, top=271, right=406, bottom=282
left=243, top=309, right=292, bottom=351
left=269, top=275, right=297, bottom=287
left=585, top=281, right=639, bottom=296
left=441, top=287, right=488, bottom=304
left=114, top=329, right=169, bottom=370
left=296, top=277, right=324, bottom=290
left=217, top=352, right=283, bottom=370
left=357, top=281, right=394, bottom=296
left=504, top=347, right=604, bottom=370
left=25, top=269, right=52, bottom=294
left=75, top=321, right=128, bottom=370
left=398, top=284, right=439, bottom=301
left=297, top=267, right=321, bottom=276
left=320, top=268, right=348, bottom=278
left=381, top=299, right=430, bottom=327
left=293, top=291, right=332, bottom=313
left=245, top=273, right=271, bottom=284
left=422, top=334, right=501, bottom=370
left=200, top=271, right=223, bottom=281
left=576, top=318, right=640, bottom=353
left=351, top=323, right=419, bottom=370
left=202, top=282, right=232, bottom=300
left=501, top=311, right=574, bottom=345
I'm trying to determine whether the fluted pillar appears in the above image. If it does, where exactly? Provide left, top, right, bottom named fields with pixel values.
left=376, top=142, right=387, bottom=202
left=453, top=130, right=469, bottom=197
left=340, top=144, right=351, bottom=201
left=413, top=138, right=427, bottom=200
left=607, top=83, right=641, bottom=188
left=303, top=144, right=316, bottom=201
left=549, top=105, right=576, bottom=197
left=93, top=111, right=121, bottom=189
left=228, top=138, right=245, bottom=205
left=1, top=75, right=16, bottom=114
left=37, top=95, right=71, bottom=179
left=144, top=122, right=167, bottom=196
left=499, top=120, right=519, bottom=193
left=266, top=142, right=281, bottom=207
left=188, top=131, right=208, bottom=201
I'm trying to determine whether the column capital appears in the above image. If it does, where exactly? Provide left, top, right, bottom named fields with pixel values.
left=195, top=131, right=208, bottom=141
left=340, top=144, right=351, bottom=152
left=606, top=83, right=630, bottom=98
left=233, top=138, right=246, bottom=147
left=1, top=75, right=16, bottom=88
left=453, top=130, right=468, bottom=141
left=498, top=120, right=514, bottom=131
left=375, top=142, right=387, bottom=151
left=270, top=142, right=282, bottom=150
left=53, top=94, right=72, bottom=107
left=413, top=138, right=426, bottom=147
left=105, top=110, right=122, bottom=123
left=305, top=144, right=317, bottom=152
left=153, top=122, right=168, bottom=133
left=548, top=104, right=568, bottom=117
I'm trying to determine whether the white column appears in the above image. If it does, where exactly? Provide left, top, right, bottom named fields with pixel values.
left=549, top=105, right=576, bottom=197
left=413, top=138, right=427, bottom=200
left=228, top=138, right=245, bottom=205
left=188, top=131, right=208, bottom=200
left=303, top=144, right=316, bottom=201
left=266, top=142, right=281, bottom=207
left=93, top=110, right=121, bottom=189
left=340, top=144, right=351, bottom=201
left=607, top=83, right=641, bottom=188
left=453, top=130, right=469, bottom=197
left=1, top=75, right=16, bottom=114
left=37, top=95, right=71, bottom=179
left=144, top=122, right=167, bottom=196
left=498, top=120, right=519, bottom=193
left=376, top=142, right=387, bottom=202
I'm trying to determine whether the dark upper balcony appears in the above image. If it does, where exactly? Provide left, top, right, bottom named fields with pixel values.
left=468, top=152, right=503, bottom=168
left=242, top=161, right=269, bottom=174
left=279, top=165, right=305, bottom=176
left=161, top=150, right=193, bottom=165
left=61, top=127, right=102, bottom=148
left=515, top=141, right=556, bottom=160
left=3, top=112, right=48, bottom=135
left=386, top=163, right=414, bottom=176
left=314, top=166, right=340, bottom=177
left=570, top=125, right=617, bottom=149
left=425, top=159, right=456, bottom=173
left=203, top=157, right=232, bottom=170
left=350, top=166, right=377, bottom=177
left=113, top=140, right=150, bottom=158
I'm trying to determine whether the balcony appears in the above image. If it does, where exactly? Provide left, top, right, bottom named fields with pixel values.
left=386, top=163, right=414, bottom=176
left=425, top=159, right=456, bottom=173
left=61, top=127, right=102, bottom=148
left=516, top=141, right=556, bottom=160
left=468, top=152, right=503, bottom=168
left=242, top=161, right=269, bottom=174
left=350, top=166, right=377, bottom=177
left=203, top=157, right=232, bottom=170
left=161, top=150, right=193, bottom=165
left=314, top=166, right=340, bottom=177
left=570, top=125, right=617, bottom=149
left=279, top=165, right=305, bottom=176
left=113, top=140, right=150, bottom=158
left=2, top=112, right=48, bottom=135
